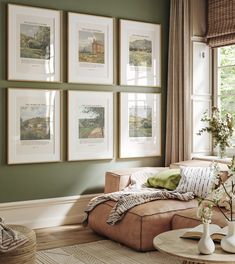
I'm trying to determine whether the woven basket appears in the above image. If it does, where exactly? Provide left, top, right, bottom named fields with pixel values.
left=0, top=225, right=36, bottom=264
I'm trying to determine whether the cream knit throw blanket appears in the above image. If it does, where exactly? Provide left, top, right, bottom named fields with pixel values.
left=85, top=170, right=194, bottom=225
left=0, top=219, right=28, bottom=253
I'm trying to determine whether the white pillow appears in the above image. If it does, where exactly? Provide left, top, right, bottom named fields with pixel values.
left=175, top=166, right=214, bottom=198
left=130, top=168, right=168, bottom=186
left=130, top=170, right=155, bottom=186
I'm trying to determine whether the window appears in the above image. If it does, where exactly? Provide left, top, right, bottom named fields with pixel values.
left=216, top=45, right=235, bottom=147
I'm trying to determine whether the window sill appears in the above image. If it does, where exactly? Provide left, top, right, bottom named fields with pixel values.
left=192, top=155, right=232, bottom=165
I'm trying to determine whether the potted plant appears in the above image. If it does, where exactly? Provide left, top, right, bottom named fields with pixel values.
left=197, top=107, right=234, bottom=158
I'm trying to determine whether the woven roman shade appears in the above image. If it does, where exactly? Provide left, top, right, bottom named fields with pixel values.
left=207, top=0, right=235, bottom=48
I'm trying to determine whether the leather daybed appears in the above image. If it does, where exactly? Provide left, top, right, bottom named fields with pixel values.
left=87, top=161, right=229, bottom=251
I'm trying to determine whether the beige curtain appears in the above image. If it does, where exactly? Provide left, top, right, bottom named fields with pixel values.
left=207, top=0, right=235, bottom=48
left=165, top=0, right=191, bottom=166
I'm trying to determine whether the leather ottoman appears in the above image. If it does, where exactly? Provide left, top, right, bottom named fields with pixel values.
left=88, top=163, right=228, bottom=252
left=88, top=198, right=197, bottom=251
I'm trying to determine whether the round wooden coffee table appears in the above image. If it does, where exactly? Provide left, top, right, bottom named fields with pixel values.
left=153, top=229, right=235, bottom=264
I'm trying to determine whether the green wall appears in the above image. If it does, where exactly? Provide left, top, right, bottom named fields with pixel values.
left=0, top=0, right=170, bottom=203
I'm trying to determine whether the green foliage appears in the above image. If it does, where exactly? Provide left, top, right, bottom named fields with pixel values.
left=129, top=51, right=152, bottom=67
left=197, top=107, right=234, bottom=151
left=79, top=52, right=104, bottom=64
left=79, top=107, right=105, bottom=138
left=20, top=117, right=50, bottom=140
left=20, top=47, right=45, bottom=59
left=129, top=39, right=152, bottom=52
left=218, top=46, right=235, bottom=117
left=129, top=36, right=152, bottom=67
left=129, top=111, right=152, bottom=137
left=198, top=160, right=235, bottom=222
left=35, top=26, right=50, bottom=52
left=217, top=45, right=235, bottom=145
left=20, top=26, right=50, bottom=59
left=79, top=123, right=103, bottom=138
left=219, top=45, right=235, bottom=67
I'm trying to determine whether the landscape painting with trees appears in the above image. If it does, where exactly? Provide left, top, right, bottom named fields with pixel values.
left=20, top=23, right=50, bottom=60
left=129, top=106, right=152, bottom=137
left=79, top=30, right=105, bottom=64
left=129, top=34, right=152, bottom=67
left=78, top=106, right=105, bottom=139
left=20, top=105, right=51, bottom=140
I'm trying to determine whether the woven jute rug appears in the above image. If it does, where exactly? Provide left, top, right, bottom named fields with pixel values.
left=36, top=240, right=182, bottom=264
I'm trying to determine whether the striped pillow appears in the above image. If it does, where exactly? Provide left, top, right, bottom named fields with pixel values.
left=175, top=166, right=214, bottom=198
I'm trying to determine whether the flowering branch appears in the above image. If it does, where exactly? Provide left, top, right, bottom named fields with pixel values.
left=199, top=198, right=230, bottom=222
left=198, top=159, right=235, bottom=223
left=221, top=182, right=232, bottom=200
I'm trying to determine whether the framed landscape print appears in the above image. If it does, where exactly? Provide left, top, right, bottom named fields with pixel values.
left=119, top=92, right=161, bottom=158
left=120, top=19, right=161, bottom=87
left=8, top=4, right=61, bottom=82
left=68, top=91, right=113, bottom=161
left=8, top=88, right=61, bottom=164
left=68, top=13, right=113, bottom=84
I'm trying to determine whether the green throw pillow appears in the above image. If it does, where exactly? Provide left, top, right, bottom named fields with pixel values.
left=146, top=169, right=181, bottom=190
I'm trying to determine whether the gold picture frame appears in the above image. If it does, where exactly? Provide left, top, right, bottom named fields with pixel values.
left=8, top=4, right=62, bottom=82
left=8, top=88, right=62, bottom=164
left=68, top=12, right=114, bottom=85
left=67, top=90, right=114, bottom=161
left=119, top=92, right=162, bottom=158
left=119, top=19, right=161, bottom=87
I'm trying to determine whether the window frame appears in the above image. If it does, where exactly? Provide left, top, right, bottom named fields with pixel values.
left=213, top=47, right=235, bottom=157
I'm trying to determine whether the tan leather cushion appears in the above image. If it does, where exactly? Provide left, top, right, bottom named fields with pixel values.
left=171, top=207, right=227, bottom=230
left=104, top=167, right=168, bottom=193
left=88, top=199, right=197, bottom=251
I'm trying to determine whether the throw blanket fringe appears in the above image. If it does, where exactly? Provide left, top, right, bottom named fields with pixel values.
left=0, top=218, right=28, bottom=253
left=85, top=189, right=194, bottom=225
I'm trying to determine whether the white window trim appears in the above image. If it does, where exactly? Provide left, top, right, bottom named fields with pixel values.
left=213, top=48, right=235, bottom=157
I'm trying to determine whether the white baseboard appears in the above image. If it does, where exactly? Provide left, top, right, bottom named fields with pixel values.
left=0, top=194, right=98, bottom=229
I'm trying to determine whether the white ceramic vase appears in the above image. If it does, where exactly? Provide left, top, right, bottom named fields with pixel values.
left=221, top=221, right=235, bottom=253
left=198, top=223, right=215, bottom=255
left=218, top=143, right=226, bottom=159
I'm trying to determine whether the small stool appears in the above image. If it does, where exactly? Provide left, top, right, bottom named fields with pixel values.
left=0, top=225, right=36, bottom=264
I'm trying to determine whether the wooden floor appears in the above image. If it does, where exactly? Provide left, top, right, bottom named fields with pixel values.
left=35, top=224, right=105, bottom=251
